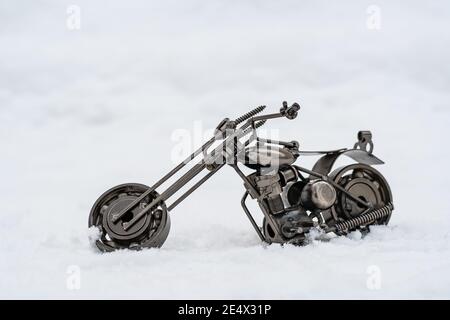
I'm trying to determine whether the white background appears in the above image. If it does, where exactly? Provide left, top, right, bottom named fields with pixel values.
left=1, top=0, right=449, bottom=298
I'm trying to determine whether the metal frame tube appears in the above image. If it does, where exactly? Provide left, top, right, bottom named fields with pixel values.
left=241, top=192, right=266, bottom=242
left=111, top=137, right=215, bottom=223
left=230, top=164, right=285, bottom=241
left=167, top=163, right=225, bottom=211
left=123, top=162, right=206, bottom=230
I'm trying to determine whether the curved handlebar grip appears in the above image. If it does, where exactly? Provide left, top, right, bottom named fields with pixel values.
left=282, top=102, right=301, bottom=120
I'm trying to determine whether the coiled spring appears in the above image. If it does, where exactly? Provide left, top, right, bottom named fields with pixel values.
left=334, top=202, right=394, bottom=233
left=243, top=120, right=266, bottom=135
left=235, top=105, right=266, bottom=125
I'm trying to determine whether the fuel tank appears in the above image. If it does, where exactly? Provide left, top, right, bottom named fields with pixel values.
left=240, top=146, right=297, bottom=170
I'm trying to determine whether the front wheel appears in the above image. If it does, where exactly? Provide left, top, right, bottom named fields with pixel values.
left=326, top=164, right=393, bottom=234
left=89, top=183, right=171, bottom=252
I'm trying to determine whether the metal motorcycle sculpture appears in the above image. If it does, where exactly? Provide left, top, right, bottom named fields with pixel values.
left=89, top=102, right=394, bottom=252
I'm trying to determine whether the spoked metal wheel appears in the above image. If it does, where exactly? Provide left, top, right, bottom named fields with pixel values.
left=89, top=183, right=171, bottom=252
left=328, top=164, right=393, bottom=234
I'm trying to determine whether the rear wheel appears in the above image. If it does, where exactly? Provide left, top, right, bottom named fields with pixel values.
left=89, top=183, right=171, bottom=252
left=327, top=164, right=393, bottom=234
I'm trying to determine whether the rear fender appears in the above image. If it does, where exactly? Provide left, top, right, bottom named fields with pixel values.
left=310, top=149, right=384, bottom=178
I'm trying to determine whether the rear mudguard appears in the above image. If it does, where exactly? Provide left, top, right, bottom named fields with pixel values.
left=310, top=149, right=384, bottom=178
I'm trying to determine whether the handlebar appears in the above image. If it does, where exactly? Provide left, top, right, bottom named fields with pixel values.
left=206, top=101, right=301, bottom=165
left=214, top=101, right=301, bottom=140
left=281, top=101, right=300, bottom=120
left=250, top=101, right=300, bottom=125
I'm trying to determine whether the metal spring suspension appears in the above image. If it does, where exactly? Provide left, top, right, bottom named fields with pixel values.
left=333, top=203, right=394, bottom=233
left=235, top=105, right=266, bottom=125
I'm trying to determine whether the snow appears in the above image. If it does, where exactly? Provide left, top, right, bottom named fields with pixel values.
left=1, top=0, right=450, bottom=299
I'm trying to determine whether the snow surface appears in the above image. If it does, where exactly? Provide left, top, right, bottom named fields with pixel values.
left=1, top=0, right=450, bottom=299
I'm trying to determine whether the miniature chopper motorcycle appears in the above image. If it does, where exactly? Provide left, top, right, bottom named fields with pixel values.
left=89, top=102, right=394, bottom=252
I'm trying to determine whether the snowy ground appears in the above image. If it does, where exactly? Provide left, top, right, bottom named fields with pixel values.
left=1, top=0, right=450, bottom=299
